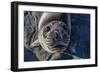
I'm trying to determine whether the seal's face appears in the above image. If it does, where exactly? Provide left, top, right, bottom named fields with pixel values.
left=39, top=21, right=70, bottom=53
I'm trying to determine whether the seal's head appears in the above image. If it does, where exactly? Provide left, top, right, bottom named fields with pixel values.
left=38, top=20, right=70, bottom=53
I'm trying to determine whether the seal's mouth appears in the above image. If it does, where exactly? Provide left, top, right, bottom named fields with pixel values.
left=48, top=44, right=67, bottom=52
left=53, top=44, right=65, bottom=49
left=46, top=40, right=68, bottom=50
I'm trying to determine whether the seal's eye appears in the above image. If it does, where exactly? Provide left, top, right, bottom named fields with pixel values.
left=43, top=26, right=51, bottom=38
left=44, top=26, right=50, bottom=32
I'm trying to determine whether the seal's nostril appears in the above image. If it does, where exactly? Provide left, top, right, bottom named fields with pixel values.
left=63, top=34, right=66, bottom=39
left=55, top=32, right=60, bottom=40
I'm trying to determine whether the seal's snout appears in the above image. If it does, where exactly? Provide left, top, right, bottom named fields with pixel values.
left=44, top=21, right=69, bottom=43
left=47, top=30, right=64, bottom=42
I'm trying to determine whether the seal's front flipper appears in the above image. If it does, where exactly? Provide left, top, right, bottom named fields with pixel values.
left=30, top=40, right=40, bottom=48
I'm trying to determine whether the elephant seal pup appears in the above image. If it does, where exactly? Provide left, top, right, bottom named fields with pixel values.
left=30, top=13, right=71, bottom=60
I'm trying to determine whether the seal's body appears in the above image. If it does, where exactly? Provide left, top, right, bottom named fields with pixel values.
left=30, top=12, right=71, bottom=60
